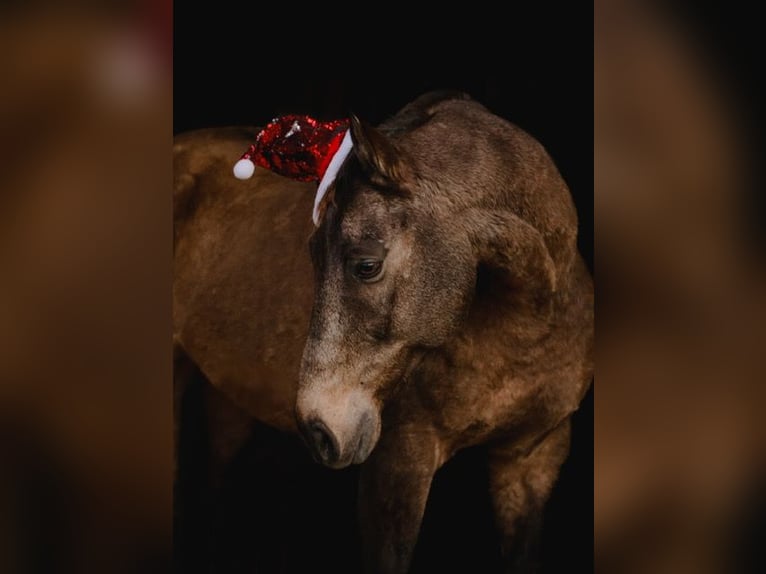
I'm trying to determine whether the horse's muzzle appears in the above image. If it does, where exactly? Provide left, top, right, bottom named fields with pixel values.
left=296, top=387, right=382, bottom=469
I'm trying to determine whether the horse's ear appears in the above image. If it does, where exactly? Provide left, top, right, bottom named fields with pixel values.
left=466, top=208, right=558, bottom=317
left=349, top=114, right=409, bottom=186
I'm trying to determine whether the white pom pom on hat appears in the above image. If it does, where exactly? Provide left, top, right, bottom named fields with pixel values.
left=233, top=158, right=255, bottom=180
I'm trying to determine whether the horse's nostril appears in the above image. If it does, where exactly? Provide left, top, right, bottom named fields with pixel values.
left=305, top=418, right=339, bottom=465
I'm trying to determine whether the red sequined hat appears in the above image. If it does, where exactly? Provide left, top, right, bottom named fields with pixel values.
left=233, top=115, right=352, bottom=226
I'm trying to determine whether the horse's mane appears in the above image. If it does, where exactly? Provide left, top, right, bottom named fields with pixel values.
left=378, top=90, right=472, bottom=135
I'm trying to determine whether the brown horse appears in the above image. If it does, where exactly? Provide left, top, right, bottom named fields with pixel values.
left=174, top=92, right=593, bottom=573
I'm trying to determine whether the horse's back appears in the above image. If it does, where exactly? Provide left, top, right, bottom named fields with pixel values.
left=174, top=127, right=315, bottom=432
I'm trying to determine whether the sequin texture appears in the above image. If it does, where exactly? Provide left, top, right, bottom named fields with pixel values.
left=239, top=115, right=349, bottom=182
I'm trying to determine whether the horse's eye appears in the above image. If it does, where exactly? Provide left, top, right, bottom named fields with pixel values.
left=353, top=259, right=384, bottom=282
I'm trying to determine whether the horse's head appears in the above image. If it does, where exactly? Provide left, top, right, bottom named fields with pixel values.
left=295, top=116, right=478, bottom=468
left=295, top=101, right=563, bottom=468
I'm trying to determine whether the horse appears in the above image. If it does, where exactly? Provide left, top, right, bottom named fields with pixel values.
left=174, top=91, right=593, bottom=573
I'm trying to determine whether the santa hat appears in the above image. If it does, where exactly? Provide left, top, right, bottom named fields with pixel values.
left=233, top=115, right=353, bottom=226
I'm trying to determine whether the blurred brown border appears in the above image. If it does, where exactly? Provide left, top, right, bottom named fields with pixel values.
left=1, top=5, right=172, bottom=573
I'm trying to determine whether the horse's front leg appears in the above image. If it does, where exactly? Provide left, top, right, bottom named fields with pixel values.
left=357, top=424, right=442, bottom=574
left=487, top=418, right=572, bottom=573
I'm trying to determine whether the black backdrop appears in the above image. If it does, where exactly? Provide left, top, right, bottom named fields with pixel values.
left=175, top=5, right=593, bottom=573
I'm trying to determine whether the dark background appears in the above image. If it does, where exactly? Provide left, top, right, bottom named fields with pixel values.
left=175, top=4, right=593, bottom=573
